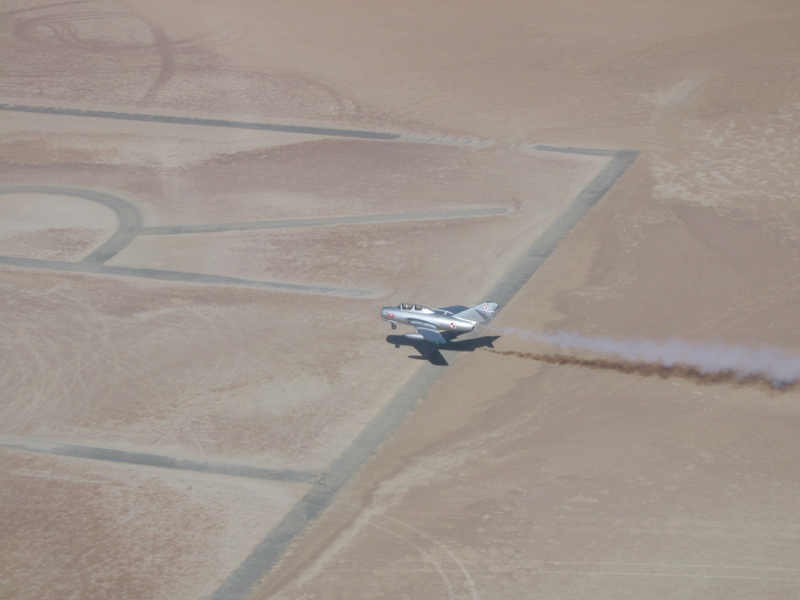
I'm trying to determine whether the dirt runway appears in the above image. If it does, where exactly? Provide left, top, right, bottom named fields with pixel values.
left=3, top=1, right=800, bottom=599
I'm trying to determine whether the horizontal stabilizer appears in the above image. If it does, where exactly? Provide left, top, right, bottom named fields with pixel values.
left=475, top=308, right=494, bottom=321
left=454, top=302, right=498, bottom=324
left=416, top=327, right=447, bottom=344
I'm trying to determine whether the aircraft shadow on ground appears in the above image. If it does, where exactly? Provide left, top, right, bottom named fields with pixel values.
left=385, top=335, right=501, bottom=366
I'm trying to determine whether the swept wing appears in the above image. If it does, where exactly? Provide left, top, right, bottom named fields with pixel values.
left=408, top=319, right=448, bottom=344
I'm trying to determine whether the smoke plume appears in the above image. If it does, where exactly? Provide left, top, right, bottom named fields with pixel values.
left=490, top=328, right=800, bottom=390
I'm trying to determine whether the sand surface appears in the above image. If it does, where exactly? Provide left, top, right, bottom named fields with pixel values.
left=2, top=1, right=800, bottom=599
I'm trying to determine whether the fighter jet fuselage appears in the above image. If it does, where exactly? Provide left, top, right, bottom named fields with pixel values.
left=381, top=302, right=498, bottom=344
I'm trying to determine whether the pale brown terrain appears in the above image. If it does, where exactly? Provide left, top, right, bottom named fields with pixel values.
left=1, top=1, right=800, bottom=599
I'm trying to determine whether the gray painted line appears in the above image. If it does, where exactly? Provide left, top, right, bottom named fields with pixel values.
left=489, top=149, right=640, bottom=304
left=527, top=144, right=620, bottom=157
left=0, top=103, right=401, bottom=140
left=0, top=185, right=142, bottom=263
left=0, top=185, right=380, bottom=298
left=0, top=437, right=316, bottom=484
left=212, top=364, right=446, bottom=600
left=211, top=148, right=641, bottom=600
left=0, top=255, right=105, bottom=273
left=397, top=133, right=495, bottom=147
left=139, top=207, right=511, bottom=235
left=97, top=265, right=382, bottom=298
left=0, top=256, right=381, bottom=298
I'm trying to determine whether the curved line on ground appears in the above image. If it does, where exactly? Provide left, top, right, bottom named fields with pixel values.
left=0, top=184, right=141, bottom=263
left=140, top=24, right=176, bottom=103
left=0, top=185, right=382, bottom=297
left=0, top=1, right=97, bottom=17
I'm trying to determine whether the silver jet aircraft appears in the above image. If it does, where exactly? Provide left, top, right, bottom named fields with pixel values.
left=381, top=302, right=499, bottom=344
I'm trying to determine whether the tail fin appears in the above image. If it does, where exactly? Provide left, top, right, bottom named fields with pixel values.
left=454, top=302, right=498, bottom=324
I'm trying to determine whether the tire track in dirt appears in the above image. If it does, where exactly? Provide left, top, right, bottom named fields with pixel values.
left=139, top=24, right=175, bottom=104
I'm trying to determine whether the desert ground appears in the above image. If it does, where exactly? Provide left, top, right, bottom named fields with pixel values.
left=2, top=1, right=800, bottom=599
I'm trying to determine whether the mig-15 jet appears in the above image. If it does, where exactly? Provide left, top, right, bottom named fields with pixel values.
left=380, top=302, right=498, bottom=344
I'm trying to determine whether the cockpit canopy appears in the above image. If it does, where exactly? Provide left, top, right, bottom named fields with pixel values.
left=397, top=303, right=429, bottom=312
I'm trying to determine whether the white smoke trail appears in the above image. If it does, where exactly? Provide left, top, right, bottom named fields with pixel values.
left=494, top=328, right=800, bottom=385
